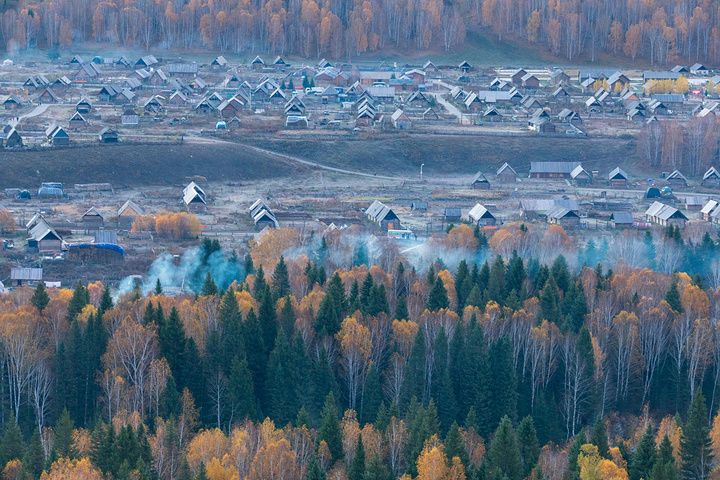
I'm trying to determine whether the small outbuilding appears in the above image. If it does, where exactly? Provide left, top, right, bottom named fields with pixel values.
left=471, top=172, right=490, bottom=190
left=609, top=212, right=633, bottom=228
left=468, top=204, right=497, bottom=226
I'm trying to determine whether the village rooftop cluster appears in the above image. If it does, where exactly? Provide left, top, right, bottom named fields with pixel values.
left=0, top=54, right=718, bottom=145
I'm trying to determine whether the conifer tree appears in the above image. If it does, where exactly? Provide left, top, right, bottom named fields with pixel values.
left=488, top=255, right=507, bottom=304
left=228, top=356, right=258, bottom=421
left=489, top=337, right=517, bottom=429
left=487, top=415, right=523, bottom=480
left=348, top=435, right=366, bottom=480
left=630, top=426, right=657, bottom=480
left=99, top=284, right=113, bottom=316
left=539, top=276, right=560, bottom=324
left=517, top=416, right=540, bottom=478
left=318, top=392, right=343, bottom=462
left=279, top=295, right=296, bottom=340
left=590, top=416, right=609, bottom=458
left=550, top=255, right=570, bottom=292
left=445, top=421, right=470, bottom=468
left=24, top=429, right=44, bottom=480
left=272, top=256, right=290, bottom=298
left=155, top=278, right=163, bottom=295
left=53, top=410, right=75, bottom=459
left=650, top=435, right=678, bottom=480
left=307, top=456, right=326, bottom=480
left=30, top=282, right=49, bottom=312
left=258, top=286, right=278, bottom=352
left=67, top=280, right=89, bottom=322
left=161, top=306, right=187, bottom=376
left=426, top=276, right=450, bottom=311
left=665, top=279, right=683, bottom=313
left=681, top=391, right=713, bottom=480
left=201, top=272, right=218, bottom=296
left=395, top=295, right=409, bottom=320
left=564, top=431, right=586, bottom=480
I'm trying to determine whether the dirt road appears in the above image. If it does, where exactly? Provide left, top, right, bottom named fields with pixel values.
left=186, top=135, right=412, bottom=181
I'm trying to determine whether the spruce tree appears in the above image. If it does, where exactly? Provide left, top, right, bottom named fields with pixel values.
left=650, top=435, right=678, bottom=480
left=258, top=287, right=278, bottom=352
left=160, top=306, right=187, bottom=376
left=564, top=431, right=587, bottom=480
left=201, top=272, right=218, bottom=296
left=30, top=282, right=49, bottom=312
left=99, top=284, right=113, bottom=316
left=279, top=296, right=296, bottom=340
left=395, top=295, right=409, bottom=320
left=315, top=294, right=340, bottom=337
left=24, top=429, right=45, bottom=480
left=272, top=256, right=290, bottom=298
left=426, top=276, right=450, bottom=311
left=489, top=337, right=517, bottom=429
left=307, top=456, right=326, bottom=480
left=253, top=266, right=266, bottom=298
left=590, top=416, right=609, bottom=458
left=487, top=416, right=523, bottom=480
left=228, top=356, right=258, bottom=421
left=550, top=255, right=570, bottom=292
left=318, top=392, right=343, bottom=462
left=432, top=327, right=457, bottom=432
left=631, top=426, right=657, bottom=480
left=348, top=436, right=366, bottom=480
left=361, top=365, right=383, bottom=426
left=445, top=421, right=470, bottom=468
left=539, top=276, right=560, bottom=325
left=517, top=416, right=540, bottom=478
left=67, top=280, right=89, bottom=322
left=0, top=418, right=23, bottom=467
left=665, top=279, right=683, bottom=313
left=681, top=391, right=713, bottom=480
left=488, top=255, right=506, bottom=304
left=53, top=410, right=75, bottom=459
left=155, top=278, right=163, bottom=295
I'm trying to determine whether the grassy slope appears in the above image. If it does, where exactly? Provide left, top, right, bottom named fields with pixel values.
left=243, top=135, right=640, bottom=177
left=0, top=135, right=640, bottom=188
left=0, top=143, right=297, bottom=189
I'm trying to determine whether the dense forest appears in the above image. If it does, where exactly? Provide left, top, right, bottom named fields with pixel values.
left=2, top=0, right=720, bottom=64
left=1, top=224, right=720, bottom=479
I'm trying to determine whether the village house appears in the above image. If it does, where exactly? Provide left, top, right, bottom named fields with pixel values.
left=570, top=165, right=593, bottom=186
left=76, top=97, right=93, bottom=114
left=609, top=167, right=629, bottom=187
left=511, top=69, right=527, bottom=85
left=45, top=125, right=69, bottom=146
left=483, top=107, right=502, bottom=123
left=609, top=212, right=634, bottom=228
left=82, top=207, right=104, bottom=232
left=702, top=167, right=720, bottom=187
left=4, top=95, right=22, bottom=110
left=211, top=56, right=228, bottom=71
left=468, top=204, right=497, bottom=226
left=251, top=56, right=265, bottom=71
left=530, top=162, right=581, bottom=179
left=98, top=127, right=119, bottom=143
left=74, top=63, right=101, bottom=81
left=411, top=201, right=428, bottom=211
left=118, top=200, right=144, bottom=230
left=69, top=112, right=87, bottom=128
left=38, top=87, right=59, bottom=103
left=28, top=220, right=63, bottom=252
left=3, top=128, right=23, bottom=148
left=550, top=70, right=570, bottom=86
left=444, top=208, right=462, bottom=223
left=366, top=200, right=401, bottom=230
left=135, top=55, right=158, bottom=68
left=183, top=182, right=207, bottom=212
left=250, top=199, right=279, bottom=230
left=10, top=268, right=43, bottom=287
left=701, top=200, right=719, bottom=221
left=666, top=170, right=688, bottom=188
left=496, top=163, right=516, bottom=183
left=558, top=109, right=583, bottom=125
left=546, top=205, right=581, bottom=228
left=645, top=201, right=688, bottom=227
left=471, top=172, right=490, bottom=190
left=391, top=109, right=412, bottom=130
left=685, top=196, right=704, bottom=210
left=520, top=198, right=579, bottom=220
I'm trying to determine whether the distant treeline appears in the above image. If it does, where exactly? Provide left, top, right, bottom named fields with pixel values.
left=3, top=0, right=720, bottom=63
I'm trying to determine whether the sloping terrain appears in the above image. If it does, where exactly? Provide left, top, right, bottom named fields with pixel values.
left=0, top=143, right=298, bottom=188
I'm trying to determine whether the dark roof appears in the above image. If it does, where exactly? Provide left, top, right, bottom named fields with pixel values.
left=609, top=212, right=633, bottom=224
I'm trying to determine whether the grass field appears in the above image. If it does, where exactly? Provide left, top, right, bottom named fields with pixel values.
left=241, top=134, right=640, bottom=177
left=0, top=135, right=641, bottom=189
left=0, top=143, right=298, bottom=189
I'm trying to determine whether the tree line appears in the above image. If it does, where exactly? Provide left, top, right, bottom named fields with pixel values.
left=5, top=0, right=720, bottom=62
left=1, top=226, right=720, bottom=479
